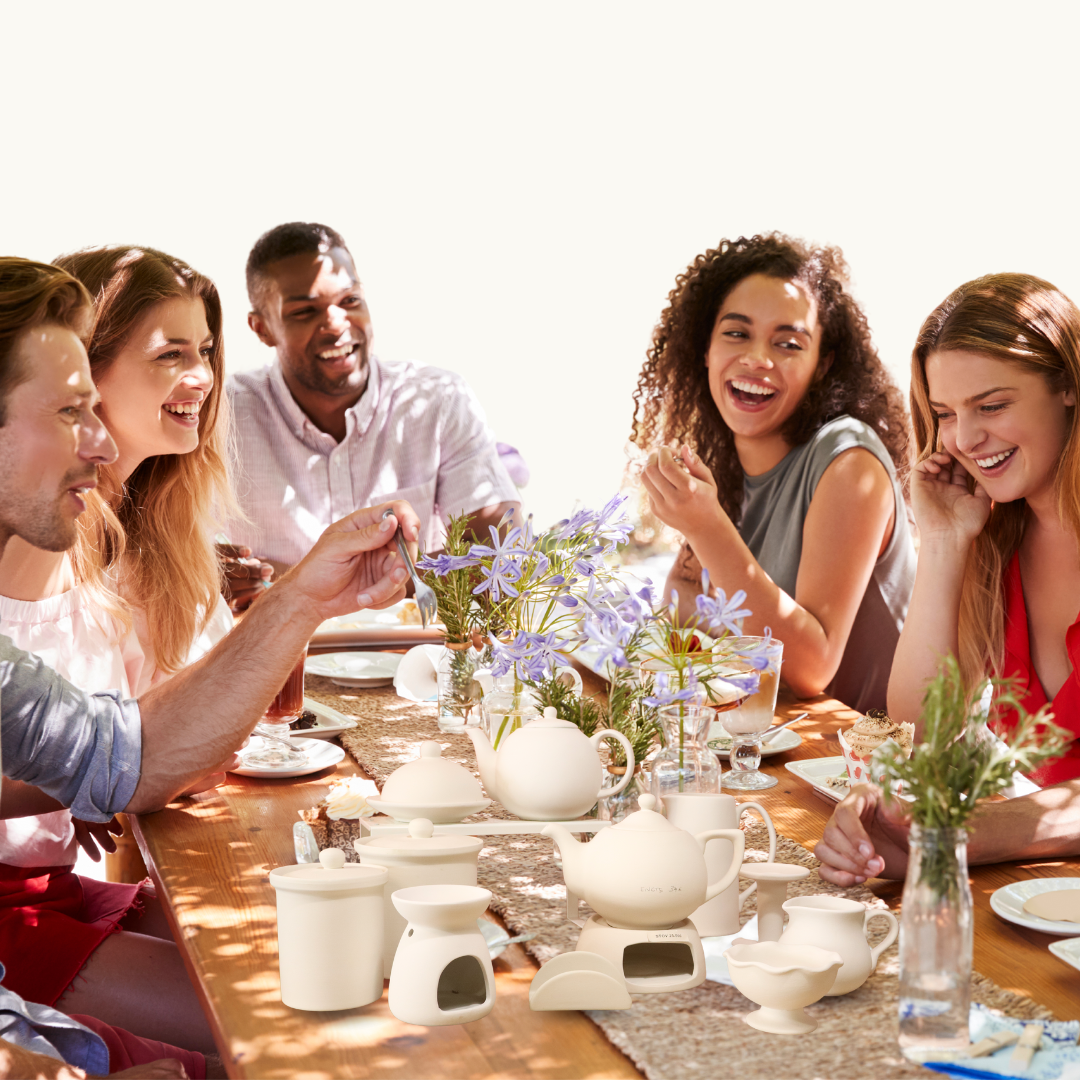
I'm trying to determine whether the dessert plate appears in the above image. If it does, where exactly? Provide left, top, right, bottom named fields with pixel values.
left=990, top=878, right=1080, bottom=936
left=1049, top=936, right=1080, bottom=971
left=287, top=697, right=358, bottom=740
left=783, top=756, right=851, bottom=802
left=708, top=726, right=803, bottom=758
left=366, top=797, right=493, bottom=824
left=230, top=738, right=345, bottom=779
left=305, top=651, right=402, bottom=688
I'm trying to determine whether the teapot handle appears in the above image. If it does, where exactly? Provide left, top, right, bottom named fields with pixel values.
left=697, top=829, right=745, bottom=902
left=866, top=908, right=899, bottom=969
left=591, top=729, right=635, bottom=798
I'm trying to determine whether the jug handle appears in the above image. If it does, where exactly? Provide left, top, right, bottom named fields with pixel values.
left=866, top=908, right=899, bottom=969
left=556, top=667, right=584, bottom=695
left=696, top=829, right=745, bottom=902
left=591, top=729, right=635, bottom=798
left=734, top=801, right=777, bottom=905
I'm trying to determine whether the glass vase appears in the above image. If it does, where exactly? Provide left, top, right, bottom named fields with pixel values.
left=480, top=673, right=541, bottom=748
left=648, top=705, right=721, bottom=797
left=897, top=825, right=973, bottom=1063
left=436, top=643, right=484, bottom=731
left=598, top=764, right=646, bottom=824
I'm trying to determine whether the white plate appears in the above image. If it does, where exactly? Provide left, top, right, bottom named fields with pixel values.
left=230, top=738, right=345, bottom=779
left=1049, top=936, right=1080, bottom=970
left=708, top=725, right=803, bottom=758
left=317, top=600, right=429, bottom=630
left=990, top=878, right=1080, bottom=936
left=366, top=796, right=493, bottom=824
left=305, top=651, right=402, bottom=688
left=783, top=756, right=851, bottom=802
left=286, top=697, right=358, bottom=740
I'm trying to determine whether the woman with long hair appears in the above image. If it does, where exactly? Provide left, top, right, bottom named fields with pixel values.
left=0, top=246, right=235, bottom=1056
left=633, top=233, right=915, bottom=712
left=817, top=273, right=1080, bottom=884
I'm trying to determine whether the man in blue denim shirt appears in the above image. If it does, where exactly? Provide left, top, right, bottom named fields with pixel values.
left=0, top=261, right=421, bottom=1076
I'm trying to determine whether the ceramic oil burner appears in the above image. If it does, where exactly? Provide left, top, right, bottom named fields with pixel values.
left=367, top=741, right=492, bottom=823
left=355, top=818, right=483, bottom=977
left=468, top=707, right=634, bottom=821
left=543, top=794, right=745, bottom=930
left=529, top=951, right=632, bottom=1011
left=388, top=884, right=496, bottom=1027
left=724, top=941, right=843, bottom=1035
left=737, top=863, right=810, bottom=941
left=779, top=895, right=898, bottom=995
left=269, top=848, right=388, bottom=1011
left=662, top=792, right=777, bottom=937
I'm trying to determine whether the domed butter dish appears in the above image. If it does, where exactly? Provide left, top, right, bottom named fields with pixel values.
left=367, top=742, right=491, bottom=823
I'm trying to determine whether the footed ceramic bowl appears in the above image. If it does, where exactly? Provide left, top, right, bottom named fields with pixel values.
left=724, top=941, right=842, bottom=1035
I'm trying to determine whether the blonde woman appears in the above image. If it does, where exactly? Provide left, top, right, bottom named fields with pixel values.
left=0, top=246, right=234, bottom=1057
left=817, top=273, right=1080, bottom=885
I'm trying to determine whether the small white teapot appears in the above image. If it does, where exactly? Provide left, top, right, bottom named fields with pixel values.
left=466, top=707, right=634, bottom=821
left=778, top=895, right=898, bottom=995
left=543, top=794, right=746, bottom=930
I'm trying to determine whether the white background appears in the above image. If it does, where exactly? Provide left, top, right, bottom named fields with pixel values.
left=3, top=1, right=1079, bottom=529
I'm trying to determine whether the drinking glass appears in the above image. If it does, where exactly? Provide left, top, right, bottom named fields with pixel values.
left=719, top=636, right=783, bottom=791
left=240, top=650, right=309, bottom=768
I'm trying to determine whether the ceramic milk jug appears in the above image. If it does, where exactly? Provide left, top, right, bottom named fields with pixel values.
left=269, top=848, right=387, bottom=1010
left=355, top=818, right=483, bottom=977
left=663, top=792, right=777, bottom=937
left=467, top=707, right=634, bottom=820
left=778, top=895, right=899, bottom=995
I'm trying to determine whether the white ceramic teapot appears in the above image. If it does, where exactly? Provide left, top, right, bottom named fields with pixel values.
left=543, top=794, right=746, bottom=929
left=466, top=707, right=634, bottom=821
left=778, top=895, right=898, bottom=995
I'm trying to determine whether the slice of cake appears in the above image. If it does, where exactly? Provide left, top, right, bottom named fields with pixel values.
left=299, top=776, right=379, bottom=861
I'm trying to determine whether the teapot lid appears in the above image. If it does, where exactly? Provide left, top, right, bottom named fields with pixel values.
left=609, top=793, right=680, bottom=832
left=360, top=817, right=483, bottom=857
left=527, top=706, right=579, bottom=731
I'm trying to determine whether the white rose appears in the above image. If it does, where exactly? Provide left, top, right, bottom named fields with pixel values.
left=324, top=777, right=377, bottom=820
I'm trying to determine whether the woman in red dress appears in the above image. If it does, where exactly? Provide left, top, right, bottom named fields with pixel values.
left=816, top=272, right=1080, bottom=885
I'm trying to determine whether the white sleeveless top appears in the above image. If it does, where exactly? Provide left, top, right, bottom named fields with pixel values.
left=0, top=586, right=233, bottom=867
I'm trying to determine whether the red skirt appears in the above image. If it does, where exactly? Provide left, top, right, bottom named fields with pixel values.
left=69, top=1014, right=206, bottom=1079
left=0, top=863, right=145, bottom=1006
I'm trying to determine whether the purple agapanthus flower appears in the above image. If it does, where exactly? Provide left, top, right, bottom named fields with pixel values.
left=695, top=587, right=752, bottom=637
left=551, top=507, right=594, bottom=541
left=581, top=612, right=634, bottom=669
left=417, top=552, right=481, bottom=575
left=725, top=628, right=780, bottom=673
left=468, top=524, right=531, bottom=603
left=489, top=630, right=573, bottom=681
left=643, top=670, right=702, bottom=708
left=591, top=493, right=633, bottom=546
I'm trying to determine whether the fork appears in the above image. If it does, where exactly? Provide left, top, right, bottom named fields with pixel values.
left=382, top=509, right=438, bottom=627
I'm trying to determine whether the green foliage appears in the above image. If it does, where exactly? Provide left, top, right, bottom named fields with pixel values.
left=876, top=655, right=1070, bottom=832
left=422, top=516, right=481, bottom=644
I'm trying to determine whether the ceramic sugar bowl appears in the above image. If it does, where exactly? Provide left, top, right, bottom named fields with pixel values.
left=467, top=707, right=634, bottom=821
left=543, top=794, right=745, bottom=929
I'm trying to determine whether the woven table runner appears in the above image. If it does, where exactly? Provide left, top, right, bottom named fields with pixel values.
left=306, top=679, right=1053, bottom=1080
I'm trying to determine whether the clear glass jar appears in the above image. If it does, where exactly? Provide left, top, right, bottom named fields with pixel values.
left=648, top=704, right=721, bottom=797
left=480, top=673, right=541, bottom=748
left=597, top=764, right=646, bottom=824
left=898, top=825, right=972, bottom=1063
left=436, top=643, right=484, bottom=731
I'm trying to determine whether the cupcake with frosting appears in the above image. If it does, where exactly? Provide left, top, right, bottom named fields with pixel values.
left=299, top=776, right=379, bottom=860
left=838, top=709, right=915, bottom=785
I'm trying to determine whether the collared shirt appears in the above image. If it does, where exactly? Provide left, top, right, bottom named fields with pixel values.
left=225, top=357, right=519, bottom=564
left=0, top=635, right=142, bottom=823
left=0, top=961, right=109, bottom=1072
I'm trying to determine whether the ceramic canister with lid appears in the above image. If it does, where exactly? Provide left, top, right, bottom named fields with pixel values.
left=356, top=818, right=483, bottom=977
left=269, top=848, right=388, bottom=1010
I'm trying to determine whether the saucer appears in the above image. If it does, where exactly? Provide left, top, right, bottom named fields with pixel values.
left=230, top=738, right=345, bottom=779
left=708, top=726, right=803, bottom=758
left=366, top=796, right=493, bottom=824
left=305, top=651, right=402, bottom=688
left=990, top=878, right=1080, bottom=936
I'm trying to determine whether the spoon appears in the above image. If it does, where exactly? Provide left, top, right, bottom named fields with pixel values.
left=759, top=712, right=808, bottom=745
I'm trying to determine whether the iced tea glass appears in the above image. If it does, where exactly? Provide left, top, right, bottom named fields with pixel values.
left=719, top=636, right=783, bottom=791
left=240, top=649, right=309, bottom=768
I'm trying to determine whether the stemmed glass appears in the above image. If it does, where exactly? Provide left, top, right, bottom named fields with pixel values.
left=240, top=650, right=309, bottom=768
left=719, top=636, right=783, bottom=791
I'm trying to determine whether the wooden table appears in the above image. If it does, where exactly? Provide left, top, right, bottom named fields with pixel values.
left=132, top=691, right=1080, bottom=1079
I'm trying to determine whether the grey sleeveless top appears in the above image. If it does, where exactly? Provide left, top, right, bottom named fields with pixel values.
left=738, top=415, right=915, bottom=713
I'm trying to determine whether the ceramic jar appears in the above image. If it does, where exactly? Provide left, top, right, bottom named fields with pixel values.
left=779, top=895, right=899, bottom=995
left=355, top=818, right=483, bottom=977
left=269, top=849, right=388, bottom=1011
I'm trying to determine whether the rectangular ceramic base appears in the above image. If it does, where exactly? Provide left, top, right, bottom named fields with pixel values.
left=359, top=818, right=612, bottom=838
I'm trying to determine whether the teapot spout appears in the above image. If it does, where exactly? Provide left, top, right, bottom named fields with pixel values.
left=465, top=727, right=501, bottom=803
left=542, top=824, right=586, bottom=920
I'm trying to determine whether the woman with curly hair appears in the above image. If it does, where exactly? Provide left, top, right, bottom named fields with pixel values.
left=633, top=233, right=915, bottom=713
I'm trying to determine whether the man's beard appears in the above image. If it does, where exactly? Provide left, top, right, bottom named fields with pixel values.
left=291, top=340, right=370, bottom=398
left=2, top=468, right=96, bottom=553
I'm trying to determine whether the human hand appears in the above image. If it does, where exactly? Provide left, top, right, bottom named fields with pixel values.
left=814, top=783, right=912, bottom=885
left=640, top=445, right=723, bottom=540
left=217, top=543, right=274, bottom=613
left=280, top=500, right=419, bottom=620
left=72, top=815, right=124, bottom=862
left=911, top=451, right=991, bottom=554
left=105, top=1060, right=189, bottom=1078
